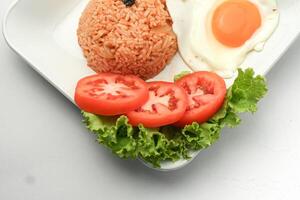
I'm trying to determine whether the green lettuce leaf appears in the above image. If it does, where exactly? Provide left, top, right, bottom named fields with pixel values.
left=182, top=122, right=221, bottom=150
left=81, top=68, right=267, bottom=167
left=83, top=113, right=138, bottom=159
left=137, top=125, right=190, bottom=167
left=210, top=68, right=267, bottom=128
left=228, top=68, right=267, bottom=113
left=174, top=71, right=191, bottom=81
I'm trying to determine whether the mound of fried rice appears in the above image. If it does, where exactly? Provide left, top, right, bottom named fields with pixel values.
left=77, top=0, right=177, bottom=80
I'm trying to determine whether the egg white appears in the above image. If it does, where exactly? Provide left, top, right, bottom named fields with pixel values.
left=166, top=0, right=280, bottom=78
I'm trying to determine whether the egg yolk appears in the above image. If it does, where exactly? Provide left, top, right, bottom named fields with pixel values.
left=212, top=0, right=261, bottom=47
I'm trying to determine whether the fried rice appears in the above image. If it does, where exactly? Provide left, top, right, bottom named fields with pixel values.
left=77, top=0, right=177, bottom=79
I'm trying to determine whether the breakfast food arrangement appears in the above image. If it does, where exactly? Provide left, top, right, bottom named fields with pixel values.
left=75, top=0, right=279, bottom=168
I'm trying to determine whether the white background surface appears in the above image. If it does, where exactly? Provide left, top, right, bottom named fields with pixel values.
left=1, top=0, right=300, bottom=199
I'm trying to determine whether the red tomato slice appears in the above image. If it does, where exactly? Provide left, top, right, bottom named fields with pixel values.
left=75, top=73, right=149, bottom=116
left=127, top=81, right=188, bottom=128
left=175, top=71, right=226, bottom=127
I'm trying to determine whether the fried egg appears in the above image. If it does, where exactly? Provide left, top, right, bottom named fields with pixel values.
left=166, top=0, right=280, bottom=77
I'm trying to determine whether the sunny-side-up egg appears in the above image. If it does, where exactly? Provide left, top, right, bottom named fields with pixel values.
left=166, top=0, right=280, bottom=78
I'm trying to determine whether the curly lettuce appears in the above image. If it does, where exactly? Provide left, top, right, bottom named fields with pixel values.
left=82, top=68, right=267, bottom=167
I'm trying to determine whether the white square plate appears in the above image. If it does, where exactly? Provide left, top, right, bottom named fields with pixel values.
left=3, top=0, right=300, bottom=170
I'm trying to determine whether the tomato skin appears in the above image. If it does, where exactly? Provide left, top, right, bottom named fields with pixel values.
left=175, top=71, right=226, bottom=127
left=75, top=73, right=149, bottom=116
left=127, top=81, right=188, bottom=128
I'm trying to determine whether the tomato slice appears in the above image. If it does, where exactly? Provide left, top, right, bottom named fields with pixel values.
left=175, top=71, right=226, bottom=127
left=75, top=73, right=149, bottom=116
left=126, top=81, right=188, bottom=128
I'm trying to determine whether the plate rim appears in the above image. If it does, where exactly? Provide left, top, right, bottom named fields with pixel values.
left=2, top=0, right=76, bottom=103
